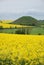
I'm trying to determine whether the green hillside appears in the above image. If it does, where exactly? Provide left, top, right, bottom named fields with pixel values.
left=39, top=20, right=44, bottom=25
left=11, top=16, right=39, bottom=26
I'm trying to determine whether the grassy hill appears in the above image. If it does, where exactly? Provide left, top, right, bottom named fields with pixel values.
left=39, top=20, right=44, bottom=25
left=11, top=16, right=39, bottom=26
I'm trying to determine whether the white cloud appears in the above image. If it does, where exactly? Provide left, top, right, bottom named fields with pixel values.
left=0, top=0, right=44, bottom=19
left=0, top=0, right=44, bottom=13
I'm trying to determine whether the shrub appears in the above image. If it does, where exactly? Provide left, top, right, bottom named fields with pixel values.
left=15, top=26, right=17, bottom=29
left=38, top=33, right=41, bottom=35
left=32, top=23, right=36, bottom=26
left=0, top=26, right=3, bottom=29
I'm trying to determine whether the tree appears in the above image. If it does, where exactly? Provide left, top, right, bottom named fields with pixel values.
left=15, top=28, right=25, bottom=34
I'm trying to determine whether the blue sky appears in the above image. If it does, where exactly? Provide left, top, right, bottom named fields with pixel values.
left=0, top=0, right=44, bottom=20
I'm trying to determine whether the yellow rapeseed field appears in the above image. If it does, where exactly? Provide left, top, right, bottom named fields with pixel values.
left=0, top=23, right=33, bottom=28
left=0, top=33, right=44, bottom=65
left=1, top=20, right=13, bottom=23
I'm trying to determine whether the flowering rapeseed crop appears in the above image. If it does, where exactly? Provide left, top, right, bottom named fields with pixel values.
left=0, top=33, right=44, bottom=65
left=0, top=23, right=33, bottom=28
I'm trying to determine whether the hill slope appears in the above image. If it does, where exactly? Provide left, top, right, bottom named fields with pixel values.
left=11, top=16, right=39, bottom=26
left=39, top=20, right=44, bottom=25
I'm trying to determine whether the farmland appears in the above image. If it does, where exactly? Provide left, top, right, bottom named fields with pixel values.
left=0, top=16, right=44, bottom=64
left=0, top=16, right=44, bottom=35
left=0, top=23, right=44, bottom=34
left=0, top=33, right=44, bottom=65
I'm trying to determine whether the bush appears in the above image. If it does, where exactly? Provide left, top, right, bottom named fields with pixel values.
left=32, top=23, right=36, bottom=26
left=0, top=26, right=3, bottom=29
left=38, top=33, right=41, bottom=35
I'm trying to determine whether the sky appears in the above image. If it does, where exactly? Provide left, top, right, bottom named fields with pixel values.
left=0, top=0, right=44, bottom=20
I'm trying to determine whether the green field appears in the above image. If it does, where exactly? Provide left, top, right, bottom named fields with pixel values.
left=0, top=27, right=44, bottom=35
left=30, top=27, right=44, bottom=35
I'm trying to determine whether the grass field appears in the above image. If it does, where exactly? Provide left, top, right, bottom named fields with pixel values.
left=31, top=27, right=44, bottom=35
left=0, top=33, right=44, bottom=65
